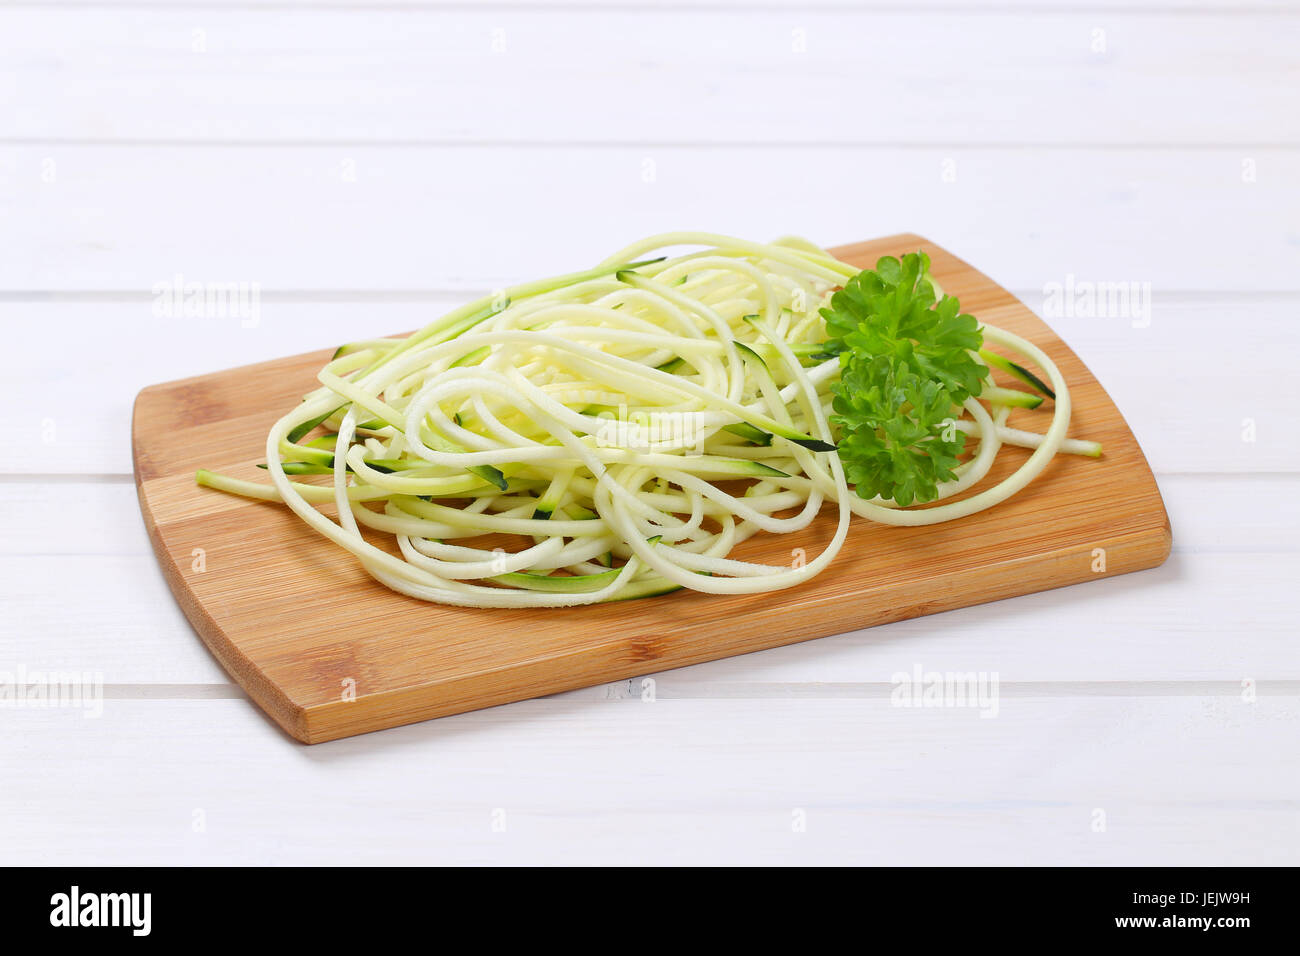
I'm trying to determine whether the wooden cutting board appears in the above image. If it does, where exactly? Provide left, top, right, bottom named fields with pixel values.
left=133, top=235, right=1172, bottom=744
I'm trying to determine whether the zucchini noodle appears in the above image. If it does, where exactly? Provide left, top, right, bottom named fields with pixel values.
left=198, top=232, right=1100, bottom=607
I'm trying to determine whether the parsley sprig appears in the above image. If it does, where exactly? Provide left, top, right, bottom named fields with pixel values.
left=819, top=252, right=986, bottom=506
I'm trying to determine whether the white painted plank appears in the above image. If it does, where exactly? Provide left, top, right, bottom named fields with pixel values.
left=0, top=551, right=229, bottom=683
left=1, top=696, right=1295, bottom=864
left=4, top=145, right=1296, bottom=293
left=1, top=477, right=1295, bottom=684
left=3, top=11, right=1298, bottom=146
left=4, top=294, right=1294, bottom=475
left=1025, top=294, right=1300, bottom=476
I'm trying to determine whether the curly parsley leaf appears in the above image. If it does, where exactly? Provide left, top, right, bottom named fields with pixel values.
left=820, top=252, right=985, bottom=506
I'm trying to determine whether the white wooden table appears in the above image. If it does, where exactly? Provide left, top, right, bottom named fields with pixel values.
left=2, top=1, right=1297, bottom=866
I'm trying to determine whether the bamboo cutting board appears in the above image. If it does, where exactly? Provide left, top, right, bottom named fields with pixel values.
left=133, top=236, right=1171, bottom=743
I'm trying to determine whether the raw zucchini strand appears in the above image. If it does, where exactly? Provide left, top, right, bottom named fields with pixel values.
left=199, top=232, right=1097, bottom=606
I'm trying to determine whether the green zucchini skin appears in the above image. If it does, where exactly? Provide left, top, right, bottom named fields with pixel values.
left=721, top=422, right=774, bottom=446
left=197, top=234, right=1095, bottom=612
left=980, top=348, right=1056, bottom=400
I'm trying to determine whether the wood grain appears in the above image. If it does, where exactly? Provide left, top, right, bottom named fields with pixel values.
left=132, top=236, right=1172, bottom=743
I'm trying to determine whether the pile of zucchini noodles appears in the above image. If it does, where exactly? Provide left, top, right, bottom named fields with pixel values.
left=199, top=232, right=1101, bottom=607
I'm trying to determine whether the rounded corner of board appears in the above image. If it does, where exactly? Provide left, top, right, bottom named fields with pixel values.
left=1152, top=517, right=1174, bottom=568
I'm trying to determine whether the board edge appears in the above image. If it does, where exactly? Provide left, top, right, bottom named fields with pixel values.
left=131, top=233, right=1176, bottom=745
left=295, top=521, right=1173, bottom=744
left=131, top=385, right=314, bottom=743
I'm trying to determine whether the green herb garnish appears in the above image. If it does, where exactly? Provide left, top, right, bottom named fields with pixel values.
left=820, top=252, right=985, bottom=506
